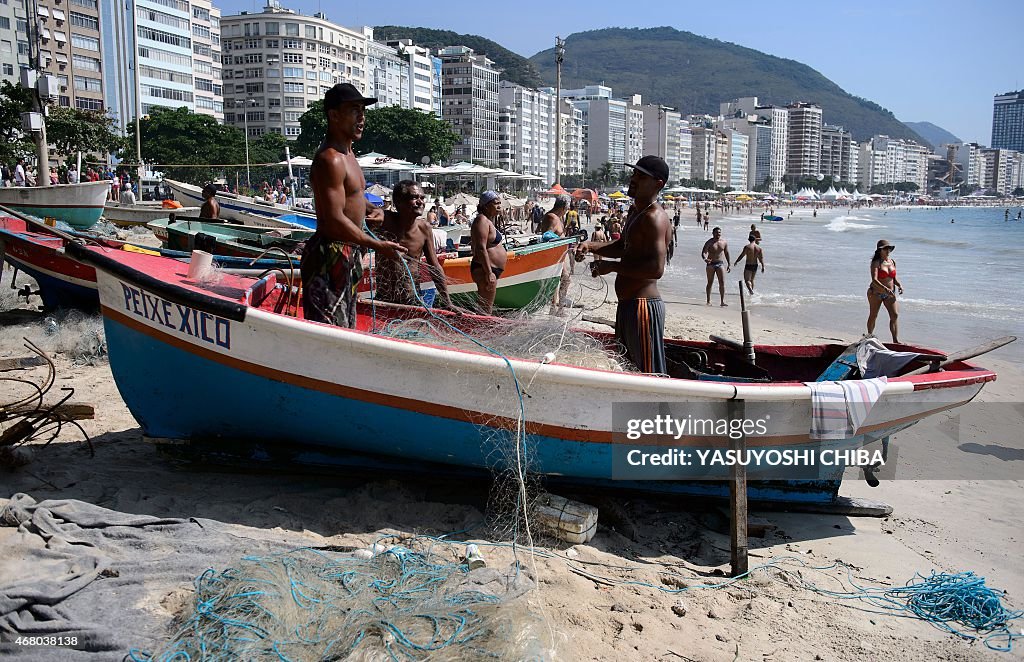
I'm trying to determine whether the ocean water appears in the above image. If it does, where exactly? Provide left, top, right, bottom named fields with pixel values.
left=655, top=205, right=1024, bottom=366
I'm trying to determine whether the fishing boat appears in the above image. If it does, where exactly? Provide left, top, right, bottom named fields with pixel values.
left=63, top=242, right=1000, bottom=505
left=102, top=201, right=200, bottom=228
left=160, top=219, right=312, bottom=259
left=0, top=214, right=293, bottom=310
left=358, top=238, right=575, bottom=310
left=0, top=181, right=110, bottom=229
left=164, top=179, right=317, bottom=229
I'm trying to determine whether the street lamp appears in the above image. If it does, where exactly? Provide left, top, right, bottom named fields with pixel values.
left=554, top=36, right=565, bottom=187
left=235, top=98, right=256, bottom=189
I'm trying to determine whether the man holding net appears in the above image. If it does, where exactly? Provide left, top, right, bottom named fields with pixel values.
left=372, top=180, right=452, bottom=309
left=575, top=156, right=672, bottom=374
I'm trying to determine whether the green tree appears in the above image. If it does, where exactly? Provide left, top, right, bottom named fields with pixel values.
left=295, top=102, right=458, bottom=165
left=0, top=81, right=35, bottom=167
left=127, top=106, right=246, bottom=186
left=44, top=106, right=125, bottom=164
left=1013, top=187, right=1024, bottom=197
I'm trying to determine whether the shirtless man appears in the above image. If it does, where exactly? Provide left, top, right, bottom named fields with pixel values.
left=301, top=83, right=405, bottom=327
left=575, top=156, right=672, bottom=374
left=542, top=195, right=572, bottom=312
left=373, top=180, right=451, bottom=309
left=733, top=233, right=765, bottom=295
left=701, top=227, right=731, bottom=306
left=200, top=183, right=220, bottom=219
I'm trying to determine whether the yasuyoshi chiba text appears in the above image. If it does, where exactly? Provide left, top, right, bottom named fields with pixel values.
left=625, top=448, right=886, bottom=467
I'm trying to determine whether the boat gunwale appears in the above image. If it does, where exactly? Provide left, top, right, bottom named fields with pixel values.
left=67, top=241, right=998, bottom=403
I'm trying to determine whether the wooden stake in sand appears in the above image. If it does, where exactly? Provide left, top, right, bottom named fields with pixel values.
left=727, top=397, right=748, bottom=577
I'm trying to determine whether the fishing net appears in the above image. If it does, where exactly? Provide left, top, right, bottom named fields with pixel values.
left=131, top=546, right=551, bottom=662
left=369, top=256, right=627, bottom=549
left=39, top=310, right=108, bottom=365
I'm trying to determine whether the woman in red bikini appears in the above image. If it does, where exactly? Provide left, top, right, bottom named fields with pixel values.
left=866, top=239, right=904, bottom=343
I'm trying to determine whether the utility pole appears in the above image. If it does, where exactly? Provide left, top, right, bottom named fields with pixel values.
left=132, top=0, right=143, bottom=181
left=554, top=36, right=565, bottom=187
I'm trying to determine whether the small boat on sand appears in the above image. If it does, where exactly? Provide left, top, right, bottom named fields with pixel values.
left=164, top=179, right=317, bottom=229
left=0, top=214, right=292, bottom=310
left=0, top=181, right=110, bottom=229
left=64, top=242, right=1000, bottom=506
left=102, top=201, right=200, bottom=228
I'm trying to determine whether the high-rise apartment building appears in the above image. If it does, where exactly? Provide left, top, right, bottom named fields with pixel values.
left=785, top=102, right=822, bottom=185
left=0, top=0, right=20, bottom=83
left=562, top=86, right=627, bottom=174
left=387, top=39, right=440, bottom=117
left=365, top=35, right=408, bottom=108
left=498, top=81, right=555, bottom=183
left=438, top=45, right=499, bottom=165
left=677, top=121, right=692, bottom=181
left=722, top=128, right=748, bottom=190
left=858, top=135, right=927, bottom=192
left=954, top=142, right=987, bottom=188
left=991, top=90, right=1024, bottom=152
left=220, top=2, right=368, bottom=140
left=626, top=99, right=644, bottom=168
left=14, top=0, right=105, bottom=112
left=721, top=116, right=770, bottom=191
left=639, top=104, right=682, bottom=184
left=820, top=124, right=856, bottom=183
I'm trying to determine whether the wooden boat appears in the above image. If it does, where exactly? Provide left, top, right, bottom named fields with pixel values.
left=358, top=238, right=575, bottom=310
left=164, top=179, right=317, bottom=229
left=0, top=215, right=293, bottom=310
left=160, top=219, right=312, bottom=259
left=63, top=242, right=999, bottom=505
left=0, top=181, right=109, bottom=229
left=102, top=201, right=200, bottom=228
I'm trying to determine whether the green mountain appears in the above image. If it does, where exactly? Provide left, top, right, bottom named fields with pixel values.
left=373, top=26, right=543, bottom=88
left=529, top=27, right=924, bottom=145
left=903, top=121, right=961, bottom=151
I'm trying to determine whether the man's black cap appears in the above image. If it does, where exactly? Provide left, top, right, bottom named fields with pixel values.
left=324, top=83, right=378, bottom=110
left=626, top=155, right=669, bottom=183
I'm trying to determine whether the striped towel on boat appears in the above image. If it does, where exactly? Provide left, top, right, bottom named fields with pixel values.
left=805, top=377, right=888, bottom=440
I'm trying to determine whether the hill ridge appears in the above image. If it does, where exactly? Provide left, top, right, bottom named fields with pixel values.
left=528, top=26, right=923, bottom=144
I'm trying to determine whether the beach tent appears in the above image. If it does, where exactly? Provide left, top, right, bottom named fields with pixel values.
left=820, top=186, right=841, bottom=201
left=542, top=183, right=568, bottom=196
left=571, top=188, right=598, bottom=205
left=608, top=191, right=628, bottom=199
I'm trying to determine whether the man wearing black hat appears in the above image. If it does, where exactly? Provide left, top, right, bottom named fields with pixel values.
left=575, top=155, right=672, bottom=374
left=300, top=82, right=406, bottom=327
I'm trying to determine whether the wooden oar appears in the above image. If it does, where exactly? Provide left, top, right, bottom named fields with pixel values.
left=903, top=336, right=1016, bottom=375
left=0, top=203, right=81, bottom=244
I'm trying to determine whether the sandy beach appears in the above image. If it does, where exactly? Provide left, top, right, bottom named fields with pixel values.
left=1, top=210, right=1022, bottom=660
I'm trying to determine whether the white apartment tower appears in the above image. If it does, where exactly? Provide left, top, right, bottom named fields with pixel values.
left=438, top=45, right=500, bottom=165
left=387, top=39, right=441, bottom=117
left=365, top=34, right=409, bottom=109
left=820, top=124, right=856, bottom=184
left=498, top=81, right=555, bottom=184
left=640, top=104, right=682, bottom=184
left=785, top=102, right=822, bottom=186
left=220, top=2, right=369, bottom=140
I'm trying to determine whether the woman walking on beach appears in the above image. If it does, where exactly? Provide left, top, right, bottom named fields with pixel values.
left=866, top=239, right=903, bottom=343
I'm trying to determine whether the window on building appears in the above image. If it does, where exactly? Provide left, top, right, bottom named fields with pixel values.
left=75, top=97, right=103, bottom=111
left=265, top=22, right=279, bottom=35
left=285, top=23, right=298, bottom=36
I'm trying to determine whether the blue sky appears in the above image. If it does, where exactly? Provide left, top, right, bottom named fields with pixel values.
left=220, top=0, right=1021, bottom=145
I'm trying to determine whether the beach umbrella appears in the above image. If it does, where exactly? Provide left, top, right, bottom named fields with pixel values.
left=366, top=183, right=392, bottom=197
left=608, top=191, right=628, bottom=199
left=445, top=192, right=477, bottom=207
left=364, top=192, right=384, bottom=207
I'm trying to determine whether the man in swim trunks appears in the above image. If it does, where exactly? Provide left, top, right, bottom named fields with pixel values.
left=702, top=227, right=731, bottom=306
left=733, top=233, right=765, bottom=295
left=574, top=155, right=671, bottom=374
left=302, top=83, right=406, bottom=327
left=542, top=195, right=573, bottom=313
left=373, top=180, right=451, bottom=309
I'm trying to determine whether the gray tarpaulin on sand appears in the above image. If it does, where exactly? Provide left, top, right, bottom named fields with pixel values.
left=0, top=493, right=304, bottom=660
